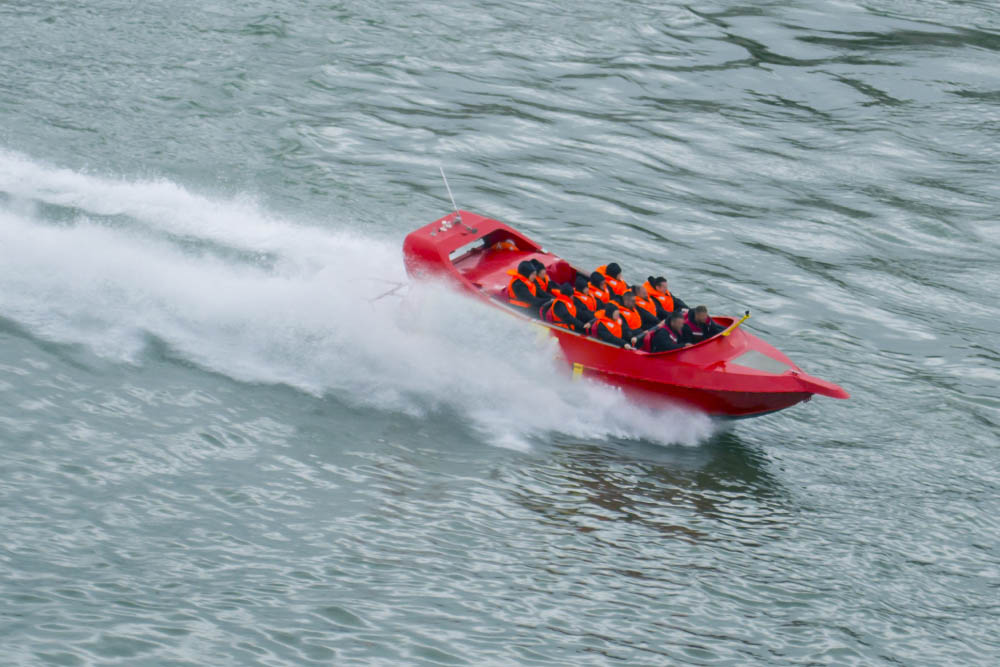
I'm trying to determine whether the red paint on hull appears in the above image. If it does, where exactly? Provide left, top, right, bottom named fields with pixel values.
left=404, top=211, right=849, bottom=418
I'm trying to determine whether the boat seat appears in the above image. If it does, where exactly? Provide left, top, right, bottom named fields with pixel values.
left=545, top=259, right=575, bottom=286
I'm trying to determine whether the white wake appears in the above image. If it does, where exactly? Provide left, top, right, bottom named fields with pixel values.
left=0, top=151, right=714, bottom=448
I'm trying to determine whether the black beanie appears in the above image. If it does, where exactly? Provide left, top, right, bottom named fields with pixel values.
left=531, top=259, right=545, bottom=272
left=574, top=275, right=589, bottom=291
left=606, top=262, right=622, bottom=278
left=603, top=303, right=619, bottom=317
left=517, top=260, right=535, bottom=278
left=589, top=271, right=605, bottom=286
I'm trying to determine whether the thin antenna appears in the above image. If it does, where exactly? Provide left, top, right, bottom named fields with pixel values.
left=437, top=166, right=476, bottom=233
left=439, top=166, right=461, bottom=225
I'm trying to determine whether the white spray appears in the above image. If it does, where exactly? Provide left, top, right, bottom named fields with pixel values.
left=0, top=151, right=714, bottom=448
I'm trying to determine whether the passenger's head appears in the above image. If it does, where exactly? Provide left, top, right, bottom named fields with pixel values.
left=531, top=259, right=547, bottom=279
left=621, top=290, right=636, bottom=308
left=668, top=311, right=685, bottom=331
left=634, top=283, right=648, bottom=298
left=605, top=262, right=622, bottom=279
left=589, top=271, right=607, bottom=289
left=574, top=275, right=589, bottom=293
left=654, top=276, right=669, bottom=291
left=693, top=305, right=709, bottom=324
left=517, top=260, right=536, bottom=279
left=558, top=283, right=573, bottom=297
left=602, top=303, right=620, bottom=321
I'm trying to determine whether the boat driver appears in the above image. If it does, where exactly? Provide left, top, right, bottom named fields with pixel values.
left=684, top=305, right=725, bottom=342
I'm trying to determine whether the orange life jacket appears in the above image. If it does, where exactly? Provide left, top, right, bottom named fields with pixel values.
left=618, top=305, right=641, bottom=330
left=596, top=265, right=628, bottom=296
left=492, top=239, right=517, bottom=251
left=535, top=274, right=550, bottom=294
left=644, top=281, right=675, bottom=313
left=574, top=290, right=597, bottom=312
left=543, top=292, right=577, bottom=329
left=634, top=295, right=658, bottom=319
left=588, top=284, right=611, bottom=305
left=506, top=269, right=537, bottom=308
left=590, top=310, right=623, bottom=340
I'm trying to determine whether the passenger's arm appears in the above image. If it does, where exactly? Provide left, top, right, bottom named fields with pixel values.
left=596, top=323, right=627, bottom=348
left=572, top=299, right=595, bottom=323
left=513, top=281, right=550, bottom=308
left=553, top=302, right=587, bottom=333
left=623, top=321, right=641, bottom=342
left=638, top=308, right=660, bottom=331
left=658, top=335, right=685, bottom=352
left=621, top=322, right=642, bottom=349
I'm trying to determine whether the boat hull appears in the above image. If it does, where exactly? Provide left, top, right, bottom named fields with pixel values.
left=568, top=368, right=812, bottom=417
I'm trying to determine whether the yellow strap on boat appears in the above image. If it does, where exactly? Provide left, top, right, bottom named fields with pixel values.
left=572, top=363, right=584, bottom=380
left=721, top=310, right=751, bottom=337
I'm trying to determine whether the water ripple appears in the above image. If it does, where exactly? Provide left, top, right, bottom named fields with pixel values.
left=3, top=0, right=1000, bottom=664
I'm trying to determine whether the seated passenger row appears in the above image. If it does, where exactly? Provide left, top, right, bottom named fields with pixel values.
left=505, top=260, right=724, bottom=351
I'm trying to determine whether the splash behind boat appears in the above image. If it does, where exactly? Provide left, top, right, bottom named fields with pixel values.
left=403, top=211, right=848, bottom=418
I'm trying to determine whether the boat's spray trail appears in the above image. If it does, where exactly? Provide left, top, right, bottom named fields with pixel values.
left=0, top=152, right=713, bottom=448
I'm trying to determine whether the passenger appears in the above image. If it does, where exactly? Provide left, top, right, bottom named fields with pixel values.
left=621, top=289, right=660, bottom=332
left=684, top=305, right=725, bottom=342
left=636, top=312, right=690, bottom=352
left=587, top=303, right=636, bottom=350
left=531, top=259, right=553, bottom=296
left=643, top=276, right=688, bottom=314
left=596, top=263, right=629, bottom=298
left=541, top=283, right=588, bottom=333
left=587, top=271, right=612, bottom=306
left=634, top=282, right=669, bottom=321
left=506, top=260, right=550, bottom=317
left=571, top=275, right=597, bottom=323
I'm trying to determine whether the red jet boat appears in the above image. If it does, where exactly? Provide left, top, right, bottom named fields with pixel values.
left=403, top=210, right=849, bottom=418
